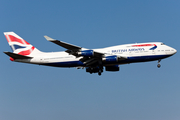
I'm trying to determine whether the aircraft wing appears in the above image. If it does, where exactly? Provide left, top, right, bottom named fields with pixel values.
left=44, top=36, right=104, bottom=57
left=44, top=36, right=81, bottom=50
left=44, top=36, right=127, bottom=66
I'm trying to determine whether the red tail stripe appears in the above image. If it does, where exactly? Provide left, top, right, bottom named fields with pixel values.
left=5, top=35, right=30, bottom=45
left=18, top=46, right=35, bottom=56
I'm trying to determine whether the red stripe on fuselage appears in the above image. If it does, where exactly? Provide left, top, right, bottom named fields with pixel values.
left=132, top=44, right=156, bottom=47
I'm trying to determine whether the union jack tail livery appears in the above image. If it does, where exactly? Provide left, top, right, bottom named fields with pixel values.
left=4, top=32, right=42, bottom=59
left=3, top=31, right=177, bottom=75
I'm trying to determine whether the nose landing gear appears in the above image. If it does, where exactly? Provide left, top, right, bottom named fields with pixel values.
left=157, top=64, right=161, bottom=68
left=157, top=59, right=161, bottom=68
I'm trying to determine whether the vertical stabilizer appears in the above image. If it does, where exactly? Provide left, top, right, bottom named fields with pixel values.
left=4, top=32, right=42, bottom=56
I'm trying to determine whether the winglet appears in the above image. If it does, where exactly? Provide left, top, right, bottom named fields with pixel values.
left=44, top=35, right=55, bottom=42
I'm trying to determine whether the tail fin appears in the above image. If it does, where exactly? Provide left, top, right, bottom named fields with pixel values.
left=4, top=32, right=41, bottom=56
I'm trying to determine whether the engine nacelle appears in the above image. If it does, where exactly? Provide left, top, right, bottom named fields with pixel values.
left=102, top=55, right=118, bottom=63
left=77, top=50, right=94, bottom=57
left=105, top=65, right=119, bottom=71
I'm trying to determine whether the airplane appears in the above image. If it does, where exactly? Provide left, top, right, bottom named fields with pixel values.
left=3, top=32, right=177, bottom=76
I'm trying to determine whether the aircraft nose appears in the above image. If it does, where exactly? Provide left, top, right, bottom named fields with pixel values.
left=172, top=48, right=177, bottom=55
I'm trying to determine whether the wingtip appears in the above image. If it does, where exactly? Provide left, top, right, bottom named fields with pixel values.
left=44, top=35, right=55, bottom=41
left=3, top=51, right=9, bottom=54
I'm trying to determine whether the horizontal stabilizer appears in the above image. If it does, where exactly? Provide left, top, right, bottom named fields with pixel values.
left=4, top=52, right=32, bottom=59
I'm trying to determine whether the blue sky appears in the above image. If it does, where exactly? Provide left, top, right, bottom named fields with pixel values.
left=0, top=1, right=180, bottom=120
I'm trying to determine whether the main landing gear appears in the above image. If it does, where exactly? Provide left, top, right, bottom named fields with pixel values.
left=157, top=59, right=161, bottom=68
left=86, top=66, right=103, bottom=76
left=98, top=69, right=103, bottom=76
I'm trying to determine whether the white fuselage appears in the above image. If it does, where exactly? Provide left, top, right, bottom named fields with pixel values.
left=14, top=42, right=177, bottom=67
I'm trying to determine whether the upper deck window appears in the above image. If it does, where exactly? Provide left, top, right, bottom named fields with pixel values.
left=161, top=43, right=165, bottom=45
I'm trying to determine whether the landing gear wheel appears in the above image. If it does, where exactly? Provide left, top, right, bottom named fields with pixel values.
left=157, top=59, right=161, bottom=68
left=157, top=64, right=161, bottom=68
left=98, top=69, right=102, bottom=76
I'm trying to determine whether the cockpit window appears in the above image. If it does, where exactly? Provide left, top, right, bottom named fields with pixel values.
left=161, top=43, right=165, bottom=45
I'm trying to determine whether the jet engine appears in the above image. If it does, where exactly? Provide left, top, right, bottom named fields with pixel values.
left=77, top=50, right=94, bottom=57
left=102, top=55, right=119, bottom=63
